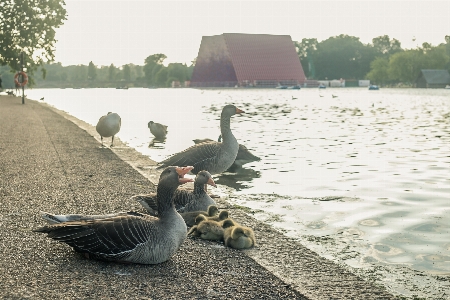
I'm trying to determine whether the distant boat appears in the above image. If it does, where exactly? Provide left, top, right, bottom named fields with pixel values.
left=318, top=84, right=326, bottom=89
left=276, top=85, right=288, bottom=89
left=116, top=86, right=129, bottom=90
left=287, top=85, right=301, bottom=89
left=445, top=85, right=450, bottom=89
left=369, top=85, right=379, bottom=90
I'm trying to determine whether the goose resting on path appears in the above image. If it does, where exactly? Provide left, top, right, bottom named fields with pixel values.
left=34, top=166, right=194, bottom=264
left=148, top=121, right=168, bottom=140
left=96, top=112, right=121, bottom=147
left=132, top=170, right=217, bottom=215
left=156, top=104, right=244, bottom=175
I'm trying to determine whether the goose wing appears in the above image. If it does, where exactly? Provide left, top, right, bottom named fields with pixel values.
left=34, top=215, right=157, bottom=259
left=133, top=190, right=196, bottom=214
left=157, top=142, right=221, bottom=173
left=131, top=194, right=159, bottom=215
left=172, top=189, right=196, bottom=212
left=40, top=211, right=145, bottom=224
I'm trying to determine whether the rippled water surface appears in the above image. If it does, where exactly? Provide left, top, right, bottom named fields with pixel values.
left=27, top=87, right=450, bottom=296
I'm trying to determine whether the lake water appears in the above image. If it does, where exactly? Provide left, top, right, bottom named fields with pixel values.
left=26, top=87, right=450, bottom=297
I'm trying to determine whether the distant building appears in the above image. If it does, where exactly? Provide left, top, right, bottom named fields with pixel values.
left=190, top=33, right=310, bottom=88
left=416, top=69, right=450, bottom=88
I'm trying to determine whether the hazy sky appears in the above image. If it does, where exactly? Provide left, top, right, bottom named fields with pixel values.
left=54, top=0, right=450, bottom=67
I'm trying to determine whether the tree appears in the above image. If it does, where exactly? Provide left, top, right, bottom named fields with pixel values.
left=88, top=61, right=97, bottom=81
left=372, top=35, right=402, bottom=56
left=388, top=50, right=422, bottom=83
left=366, top=57, right=389, bottom=85
left=154, top=67, right=168, bottom=87
left=167, top=63, right=188, bottom=83
left=294, top=38, right=318, bottom=78
left=108, top=64, right=117, bottom=81
left=123, top=64, right=131, bottom=81
left=0, top=0, right=67, bottom=76
left=314, top=34, right=375, bottom=80
left=143, top=54, right=167, bottom=85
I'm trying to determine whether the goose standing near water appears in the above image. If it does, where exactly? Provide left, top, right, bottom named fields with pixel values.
left=34, top=166, right=194, bottom=264
left=148, top=121, right=168, bottom=140
left=193, top=136, right=260, bottom=171
left=96, top=112, right=121, bottom=147
left=156, top=104, right=245, bottom=174
left=132, top=170, right=217, bottom=214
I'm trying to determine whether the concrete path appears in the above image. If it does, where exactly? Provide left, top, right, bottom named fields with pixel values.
left=0, top=95, right=395, bottom=299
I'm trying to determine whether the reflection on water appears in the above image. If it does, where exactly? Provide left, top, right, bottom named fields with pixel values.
left=214, top=167, right=261, bottom=191
left=27, top=87, right=450, bottom=297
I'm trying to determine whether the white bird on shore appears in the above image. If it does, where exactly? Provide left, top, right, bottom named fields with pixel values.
left=34, top=166, right=194, bottom=264
left=96, top=112, right=121, bottom=147
left=148, top=121, right=168, bottom=140
left=157, top=105, right=245, bottom=175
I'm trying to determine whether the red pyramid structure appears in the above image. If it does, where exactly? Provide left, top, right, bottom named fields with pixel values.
left=190, top=33, right=309, bottom=88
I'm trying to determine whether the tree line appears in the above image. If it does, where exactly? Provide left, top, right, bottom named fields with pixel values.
left=3, top=34, right=449, bottom=89
left=295, top=34, right=450, bottom=86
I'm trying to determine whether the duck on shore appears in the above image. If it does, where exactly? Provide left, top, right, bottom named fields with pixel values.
left=157, top=105, right=244, bottom=175
left=96, top=112, right=121, bottom=147
left=34, top=166, right=194, bottom=264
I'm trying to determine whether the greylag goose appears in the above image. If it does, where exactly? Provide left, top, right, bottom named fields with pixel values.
left=180, top=205, right=218, bottom=227
left=157, top=104, right=244, bottom=174
left=188, top=217, right=225, bottom=241
left=132, top=170, right=217, bottom=214
left=33, top=166, right=193, bottom=264
left=96, top=112, right=121, bottom=147
left=148, top=121, right=168, bottom=140
left=193, top=136, right=260, bottom=171
left=223, top=219, right=256, bottom=249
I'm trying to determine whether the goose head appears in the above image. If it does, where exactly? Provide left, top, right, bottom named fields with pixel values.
left=195, top=170, right=216, bottom=188
left=159, top=166, right=194, bottom=188
left=221, top=104, right=245, bottom=119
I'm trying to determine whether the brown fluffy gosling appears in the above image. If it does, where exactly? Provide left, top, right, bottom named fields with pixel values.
left=222, top=219, right=256, bottom=249
left=180, top=205, right=218, bottom=227
left=188, top=216, right=224, bottom=241
left=194, top=210, right=229, bottom=225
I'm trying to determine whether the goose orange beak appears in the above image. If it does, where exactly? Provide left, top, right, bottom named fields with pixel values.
left=207, top=177, right=217, bottom=188
left=176, top=166, right=194, bottom=184
left=236, top=107, right=245, bottom=114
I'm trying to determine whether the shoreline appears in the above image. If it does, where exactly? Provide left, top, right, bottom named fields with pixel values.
left=1, top=94, right=396, bottom=299
left=37, top=96, right=397, bottom=298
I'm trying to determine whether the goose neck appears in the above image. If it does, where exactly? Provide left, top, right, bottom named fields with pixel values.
left=156, top=186, right=177, bottom=215
left=220, top=116, right=234, bottom=141
left=193, top=182, right=206, bottom=195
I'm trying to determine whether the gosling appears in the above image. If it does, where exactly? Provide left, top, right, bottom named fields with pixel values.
left=223, top=219, right=256, bottom=249
left=188, top=215, right=224, bottom=241
left=180, top=205, right=218, bottom=227
left=194, top=210, right=229, bottom=225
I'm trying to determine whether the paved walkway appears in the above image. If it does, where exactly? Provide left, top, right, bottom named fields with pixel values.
left=0, top=95, right=395, bottom=299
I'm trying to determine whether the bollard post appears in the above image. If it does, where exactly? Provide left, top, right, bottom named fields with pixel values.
left=21, top=52, right=25, bottom=104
